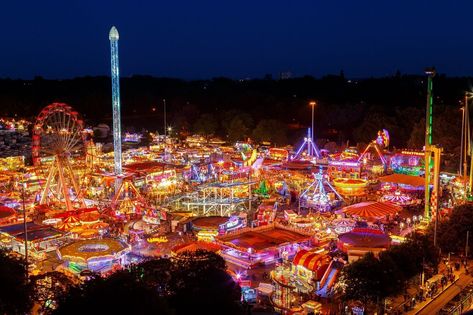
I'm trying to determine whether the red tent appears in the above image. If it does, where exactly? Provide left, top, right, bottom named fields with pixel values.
left=343, top=201, right=401, bottom=220
left=292, top=249, right=327, bottom=272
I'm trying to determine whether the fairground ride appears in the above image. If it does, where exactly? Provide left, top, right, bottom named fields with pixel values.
left=358, top=129, right=389, bottom=173
left=32, top=103, right=87, bottom=211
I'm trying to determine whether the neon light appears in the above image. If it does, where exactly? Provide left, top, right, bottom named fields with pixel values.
left=329, top=161, right=360, bottom=167
left=109, top=26, right=122, bottom=189
left=332, top=178, right=368, bottom=188
left=292, top=128, right=320, bottom=160
left=401, top=150, right=425, bottom=156
left=147, top=236, right=168, bottom=243
left=424, top=69, right=435, bottom=220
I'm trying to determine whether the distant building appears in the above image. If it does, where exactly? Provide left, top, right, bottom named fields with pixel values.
left=279, top=71, right=292, bottom=80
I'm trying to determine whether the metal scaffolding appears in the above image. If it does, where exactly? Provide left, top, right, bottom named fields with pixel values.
left=177, top=181, right=256, bottom=216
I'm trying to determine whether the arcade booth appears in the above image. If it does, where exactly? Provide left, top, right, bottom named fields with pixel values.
left=217, top=223, right=312, bottom=269
left=338, top=227, right=391, bottom=262
left=254, top=204, right=276, bottom=226
left=390, top=150, right=424, bottom=176
left=0, top=222, right=68, bottom=260
left=328, top=160, right=362, bottom=180
left=191, top=215, right=244, bottom=242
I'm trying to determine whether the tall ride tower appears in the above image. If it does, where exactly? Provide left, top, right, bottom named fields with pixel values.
left=109, top=26, right=122, bottom=189
left=424, top=67, right=435, bottom=220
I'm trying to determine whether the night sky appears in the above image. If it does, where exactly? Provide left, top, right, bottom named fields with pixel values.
left=1, top=1, right=472, bottom=79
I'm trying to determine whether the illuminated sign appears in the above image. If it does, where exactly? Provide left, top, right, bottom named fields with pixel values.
left=329, top=160, right=360, bottom=167
left=225, top=216, right=242, bottom=230
left=147, top=236, right=168, bottom=243
left=401, top=150, right=425, bottom=156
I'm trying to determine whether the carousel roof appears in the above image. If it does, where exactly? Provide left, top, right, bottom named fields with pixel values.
left=343, top=201, right=400, bottom=219
left=58, top=238, right=130, bottom=263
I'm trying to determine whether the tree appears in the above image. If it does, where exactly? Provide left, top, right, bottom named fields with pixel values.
left=54, top=250, right=242, bottom=315
left=252, top=119, right=288, bottom=146
left=407, top=105, right=461, bottom=172
left=31, top=271, right=76, bottom=314
left=193, top=113, right=218, bottom=139
left=339, top=233, right=439, bottom=308
left=339, top=252, right=384, bottom=305
left=53, top=271, right=173, bottom=315
left=170, top=262, right=242, bottom=315
left=436, top=204, right=473, bottom=253
left=227, top=117, right=250, bottom=143
left=352, top=109, right=398, bottom=146
left=157, top=250, right=241, bottom=315
left=0, top=249, right=33, bottom=315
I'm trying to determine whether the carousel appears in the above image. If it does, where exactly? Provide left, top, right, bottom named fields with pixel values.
left=380, top=190, right=417, bottom=206
left=57, top=238, right=130, bottom=273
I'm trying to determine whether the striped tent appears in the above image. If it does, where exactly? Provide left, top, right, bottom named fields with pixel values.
left=57, top=222, right=73, bottom=231
left=343, top=201, right=401, bottom=220
left=292, top=249, right=325, bottom=271
left=63, top=215, right=80, bottom=225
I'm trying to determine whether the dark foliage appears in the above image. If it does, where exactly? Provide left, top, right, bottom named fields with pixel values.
left=53, top=250, right=242, bottom=315
left=340, top=233, right=439, bottom=305
left=0, top=249, right=33, bottom=315
left=0, top=75, right=467, bottom=152
left=436, top=203, right=473, bottom=253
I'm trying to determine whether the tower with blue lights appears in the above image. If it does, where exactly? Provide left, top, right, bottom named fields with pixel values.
left=109, top=26, right=122, bottom=186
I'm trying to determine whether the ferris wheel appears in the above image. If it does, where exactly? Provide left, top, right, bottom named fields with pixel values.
left=32, top=103, right=86, bottom=211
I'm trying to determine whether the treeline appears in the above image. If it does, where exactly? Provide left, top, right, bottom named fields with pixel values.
left=338, top=233, right=439, bottom=308
left=338, top=204, right=473, bottom=312
left=0, top=249, right=243, bottom=315
left=0, top=74, right=468, bottom=150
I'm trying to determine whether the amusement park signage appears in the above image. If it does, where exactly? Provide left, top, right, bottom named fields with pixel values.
left=147, top=236, right=168, bottom=243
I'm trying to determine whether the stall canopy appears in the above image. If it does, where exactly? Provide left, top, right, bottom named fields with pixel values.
left=379, top=174, right=425, bottom=187
left=292, top=249, right=325, bottom=271
left=343, top=201, right=401, bottom=219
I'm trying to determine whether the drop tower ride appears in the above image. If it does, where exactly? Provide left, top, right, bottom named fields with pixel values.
left=109, top=26, right=122, bottom=190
